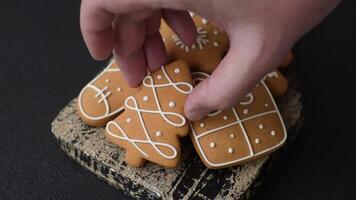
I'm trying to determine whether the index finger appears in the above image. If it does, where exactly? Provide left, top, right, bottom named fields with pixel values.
left=80, top=0, right=115, bottom=60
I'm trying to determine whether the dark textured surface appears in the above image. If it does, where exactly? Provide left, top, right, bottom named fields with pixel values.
left=0, top=0, right=356, bottom=199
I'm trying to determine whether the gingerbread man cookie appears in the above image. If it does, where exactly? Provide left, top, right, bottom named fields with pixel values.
left=105, top=60, right=193, bottom=168
left=190, top=72, right=287, bottom=169
left=77, top=59, right=141, bottom=127
left=160, top=14, right=229, bottom=73
left=263, top=70, right=289, bottom=96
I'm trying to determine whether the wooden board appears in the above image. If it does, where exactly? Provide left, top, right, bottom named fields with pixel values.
left=51, top=86, right=302, bottom=200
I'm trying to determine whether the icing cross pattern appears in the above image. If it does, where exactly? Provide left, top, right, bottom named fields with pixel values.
left=106, top=66, right=193, bottom=159
left=190, top=72, right=286, bottom=167
left=78, top=60, right=123, bottom=121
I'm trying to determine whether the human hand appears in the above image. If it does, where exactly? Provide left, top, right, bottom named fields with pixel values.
left=80, top=0, right=341, bottom=121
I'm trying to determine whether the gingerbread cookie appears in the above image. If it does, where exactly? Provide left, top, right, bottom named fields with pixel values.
left=190, top=72, right=287, bottom=169
left=160, top=14, right=229, bottom=73
left=105, top=60, right=193, bottom=168
left=77, top=59, right=141, bottom=127
left=263, top=70, right=289, bottom=96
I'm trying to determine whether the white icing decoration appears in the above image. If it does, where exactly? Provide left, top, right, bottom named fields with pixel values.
left=191, top=71, right=209, bottom=86
left=106, top=121, right=177, bottom=159
left=207, top=110, right=222, bottom=117
left=117, top=87, right=122, bottom=92
left=254, top=138, right=261, bottom=144
left=189, top=12, right=195, bottom=17
left=200, top=123, right=205, bottom=128
left=213, top=30, right=219, bottom=35
left=157, top=75, right=162, bottom=80
left=94, top=86, right=112, bottom=104
left=213, top=42, right=219, bottom=47
left=263, top=71, right=279, bottom=81
left=155, top=131, right=162, bottom=137
left=162, top=37, right=166, bottom=43
left=189, top=74, right=287, bottom=167
left=126, top=118, right=132, bottom=123
left=105, top=79, right=110, bottom=83
left=172, top=27, right=209, bottom=53
left=174, top=68, right=181, bottom=74
left=105, top=65, right=193, bottom=160
left=230, top=134, right=235, bottom=138
left=78, top=60, right=124, bottom=121
left=143, top=96, right=149, bottom=102
left=223, top=116, right=228, bottom=120
left=271, top=130, right=276, bottom=136
left=258, top=124, right=264, bottom=130
left=265, top=103, right=269, bottom=107
left=168, top=101, right=176, bottom=108
left=240, top=93, right=254, bottom=105
left=228, top=148, right=234, bottom=154
left=134, top=66, right=193, bottom=127
left=202, top=18, right=208, bottom=24
left=209, top=142, right=216, bottom=148
left=243, top=109, right=249, bottom=114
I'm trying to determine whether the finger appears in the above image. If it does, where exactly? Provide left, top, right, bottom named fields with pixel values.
left=144, top=32, right=167, bottom=72
left=113, top=16, right=147, bottom=87
left=184, top=37, right=276, bottom=121
left=80, top=0, right=115, bottom=60
left=145, top=11, right=161, bottom=36
left=143, top=11, right=167, bottom=71
left=162, top=9, right=197, bottom=45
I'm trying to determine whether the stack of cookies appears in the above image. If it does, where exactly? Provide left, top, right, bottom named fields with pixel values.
left=77, top=14, right=292, bottom=169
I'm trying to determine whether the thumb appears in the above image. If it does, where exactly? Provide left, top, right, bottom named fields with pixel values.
left=184, top=35, right=280, bottom=121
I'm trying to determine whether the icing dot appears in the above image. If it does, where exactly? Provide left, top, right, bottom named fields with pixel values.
left=202, top=18, right=208, bottom=24
left=258, top=124, right=264, bottom=130
left=213, top=42, right=219, bottom=47
left=230, top=134, right=235, bottom=138
left=213, top=30, right=219, bottom=35
left=255, top=138, right=261, bottom=144
left=265, top=103, right=269, bottom=107
left=174, top=68, right=181, bottom=74
left=168, top=101, right=176, bottom=108
left=209, top=142, right=216, bottom=148
left=105, top=79, right=110, bottom=83
left=117, top=87, right=122, bottom=92
left=191, top=44, right=196, bottom=49
left=126, top=118, right=132, bottom=123
left=157, top=75, right=162, bottom=80
left=143, top=96, right=149, bottom=102
left=228, top=147, right=234, bottom=154
left=243, top=109, right=249, bottom=114
left=200, top=123, right=205, bottom=128
left=271, top=130, right=276, bottom=136
left=155, top=131, right=162, bottom=137
left=223, top=115, right=228, bottom=120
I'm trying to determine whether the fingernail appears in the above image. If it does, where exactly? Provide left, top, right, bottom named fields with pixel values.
left=186, top=107, right=209, bottom=121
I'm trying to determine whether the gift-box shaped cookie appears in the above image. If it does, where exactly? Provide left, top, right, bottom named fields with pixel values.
left=190, top=72, right=287, bottom=169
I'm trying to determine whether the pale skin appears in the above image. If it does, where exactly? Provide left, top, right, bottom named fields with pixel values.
left=80, top=0, right=341, bottom=121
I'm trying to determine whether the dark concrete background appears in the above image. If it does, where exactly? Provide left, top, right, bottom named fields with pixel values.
left=0, top=0, right=355, bottom=199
